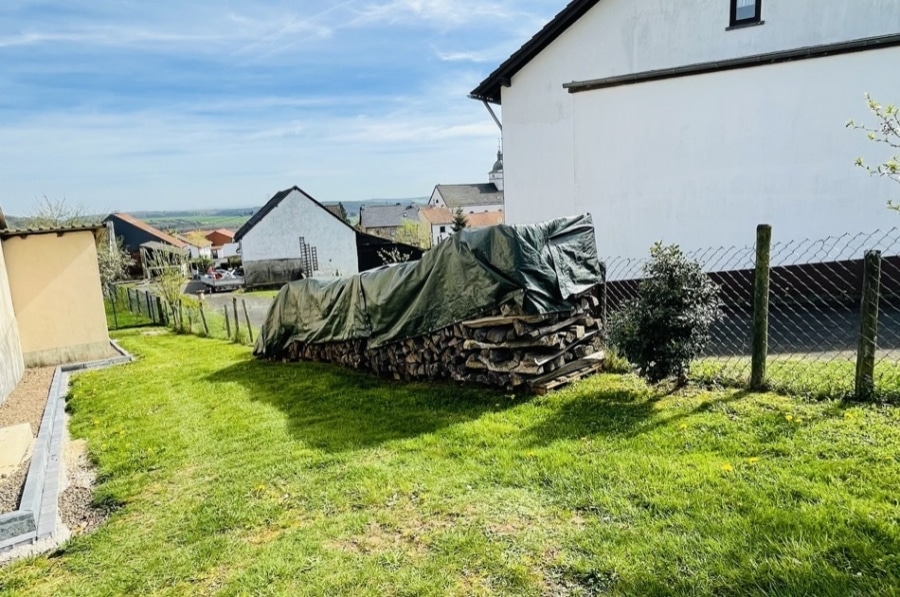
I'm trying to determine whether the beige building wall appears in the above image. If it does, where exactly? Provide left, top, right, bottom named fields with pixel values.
left=0, top=240, right=24, bottom=404
left=2, top=230, right=110, bottom=367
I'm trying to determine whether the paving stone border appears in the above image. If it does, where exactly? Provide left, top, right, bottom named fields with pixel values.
left=0, top=341, right=133, bottom=551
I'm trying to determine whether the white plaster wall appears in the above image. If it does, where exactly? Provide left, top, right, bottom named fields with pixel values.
left=0, top=241, right=24, bottom=404
left=573, top=47, right=900, bottom=261
left=500, top=0, right=900, bottom=255
left=240, top=190, right=359, bottom=277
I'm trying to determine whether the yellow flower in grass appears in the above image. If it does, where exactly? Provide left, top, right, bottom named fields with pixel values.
left=679, top=423, right=688, bottom=430
left=747, top=457, right=760, bottom=464
left=784, top=415, right=794, bottom=422
left=721, top=463, right=734, bottom=473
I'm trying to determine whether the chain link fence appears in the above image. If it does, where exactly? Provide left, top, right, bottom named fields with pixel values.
left=106, top=284, right=256, bottom=345
left=603, top=227, right=900, bottom=401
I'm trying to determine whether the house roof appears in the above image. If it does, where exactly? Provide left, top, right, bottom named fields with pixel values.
left=177, top=234, right=212, bottom=248
left=419, top=207, right=454, bottom=225
left=105, top=212, right=187, bottom=248
left=435, top=184, right=503, bottom=209
left=468, top=0, right=602, bottom=104
left=234, top=186, right=354, bottom=242
left=0, top=223, right=104, bottom=239
left=465, top=211, right=505, bottom=228
left=205, top=228, right=235, bottom=240
left=360, top=204, right=420, bottom=229
left=322, top=203, right=345, bottom=220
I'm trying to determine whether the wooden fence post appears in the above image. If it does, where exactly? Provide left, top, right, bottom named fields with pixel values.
left=156, top=297, right=166, bottom=326
left=199, top=301, right=210, bottom=336
left=242, top=299, right=254, bottom=344
left=750, top=224, right=772, bottom=391
left=232, top=297, right=240, bottom=341
left=108, top=284, right=119, bottom=330
left=145, top=291, right=153, bottom=322
left=855, top=250, right=882, bottom=400
left=224, top=305, right=232, bottom=339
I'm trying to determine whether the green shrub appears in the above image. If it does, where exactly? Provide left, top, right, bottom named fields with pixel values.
left=609, top=243, right=721, bottom=383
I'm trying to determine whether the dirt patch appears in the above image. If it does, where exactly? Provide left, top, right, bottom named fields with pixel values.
left=0, top=367, right=55, bottom=513
left=59, top=438, right=109, bottom=536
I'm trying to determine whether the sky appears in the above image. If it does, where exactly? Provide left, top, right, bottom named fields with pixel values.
left=0, top=0, right=561, bottom=216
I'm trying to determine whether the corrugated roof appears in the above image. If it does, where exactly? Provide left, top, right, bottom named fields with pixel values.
left=435, top=183, right=503, bottom=209
left=106, top=212, right=187, bottom=248
left=469, top=0, right=602, bottom=104
left=234, top=186, right=354, bottom=241
left=419, top=207, right=454, bottom=225
left=0, top=223, right=104, bottom=238
left=360, top=204, right=420, bottom=229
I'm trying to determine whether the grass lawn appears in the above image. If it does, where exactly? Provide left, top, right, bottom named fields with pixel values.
left=104, top=297, right=154, bottom=330
left=693, top=355, right=900, bottom=402
left=1, top=330, right=898, bottom=596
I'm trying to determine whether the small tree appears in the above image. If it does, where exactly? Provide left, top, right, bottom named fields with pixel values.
left=378, top=246, right=411, bottom=265
left=96, top=229, right=135, bottom=290
left=452, top=208, right=468, bottom=233
left=28, top=196, right=89, bottom=227
left=609, top=243, right=721, bottom=384
left=396, top=219, right=430, bottom=248
left=847, top=94, right=900, bottom=208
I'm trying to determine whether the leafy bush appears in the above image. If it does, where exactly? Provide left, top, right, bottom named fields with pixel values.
left=609, top=243, right=721, bottom=383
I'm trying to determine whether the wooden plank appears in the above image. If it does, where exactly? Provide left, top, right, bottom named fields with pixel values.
left=461, top=313, right=552, bottom=328
left=528, top=351, right=605, bottom=387
left=532, top=361, right=604, bottom=395
left=462, top=334, right=563, bottom=351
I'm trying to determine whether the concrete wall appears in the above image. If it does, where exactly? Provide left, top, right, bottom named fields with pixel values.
left=500, top=0, right=900, bottom=257
left=240, top=189, right=358, bottom=280
left=0, top=241, right=24, bottom=405
left=2, top=231, right=110, bottom=367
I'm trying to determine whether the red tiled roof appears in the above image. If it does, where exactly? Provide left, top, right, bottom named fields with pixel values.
left=109, top=213, right=187, bottom=248
left=465, top=211, right=505, bottom=228
left=419, top=207, right=454, bottom=225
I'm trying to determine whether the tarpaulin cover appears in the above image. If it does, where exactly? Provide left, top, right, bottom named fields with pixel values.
left=254, top=214, right=602, bottom=356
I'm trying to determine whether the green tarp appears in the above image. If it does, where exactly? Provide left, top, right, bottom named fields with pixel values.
left=254, top=214, right=602, bottom=357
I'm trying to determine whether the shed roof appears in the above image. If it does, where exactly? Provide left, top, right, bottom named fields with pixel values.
left=468, top=0, right=601, bottom=104
left=105, top=212, right=187, bottom=248
left=0, top=223, right=104, bottom=239
left=234, top=186, right=354, bottom=242
left=360, top=204, right=420, bottom=229
left=465, top=211, right=505, bottom=228
left=435, top=184, right=503, bottom=209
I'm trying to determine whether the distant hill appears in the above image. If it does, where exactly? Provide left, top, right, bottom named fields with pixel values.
left=136, top=198, right=429, bottom=233
left=4, top=198, right=430, bottom=233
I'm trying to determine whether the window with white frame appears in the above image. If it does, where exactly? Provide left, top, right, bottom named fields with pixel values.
left=730, top=0, right=762, bottom=27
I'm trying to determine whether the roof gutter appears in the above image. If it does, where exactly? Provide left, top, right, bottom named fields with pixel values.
left=564, top=33, right=900, bottom=94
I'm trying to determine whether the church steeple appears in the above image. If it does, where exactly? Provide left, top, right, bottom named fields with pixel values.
left=489, top=146, right=503, bottom=191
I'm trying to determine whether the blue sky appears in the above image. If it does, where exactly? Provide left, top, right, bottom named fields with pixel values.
left=0, top=0, right=560, bottom=215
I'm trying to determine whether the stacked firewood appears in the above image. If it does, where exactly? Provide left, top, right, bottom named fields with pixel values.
left=284, top=291, right=605, bottom=392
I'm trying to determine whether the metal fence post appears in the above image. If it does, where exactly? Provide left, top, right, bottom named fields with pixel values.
left=750, top=224, right=772, bottom=391
left=855, top=250, right=882, bottom=399
left=599, top=261, right=608, bottom=332
left=232, top=297, right=240, bottom=341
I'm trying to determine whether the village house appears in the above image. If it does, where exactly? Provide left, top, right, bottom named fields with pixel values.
left=204, top=229, right=240, bottom=261
left=359, top=203, right=420, bottom=240
left=427, top=150, right=504, bottom=214
left=235, top=187, right=360, bottom=287
left=469, top=0, right=900, bottom=259
left=419, top=207, right=505, bottom=247
left=103, top=212, right=189, bottom=276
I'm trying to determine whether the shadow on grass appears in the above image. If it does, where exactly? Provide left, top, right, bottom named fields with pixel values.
left=207, top=359, right=509, bottom=452
left=525, top=378, right=751, bottom=445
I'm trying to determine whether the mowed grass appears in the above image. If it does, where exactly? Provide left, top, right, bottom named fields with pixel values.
left=1, top=331, right=899, bottom=596
left=693, top=355, right=900, bottom=402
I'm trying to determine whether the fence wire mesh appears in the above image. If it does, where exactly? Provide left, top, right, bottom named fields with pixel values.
left=604, top=227, right=900, bottom=401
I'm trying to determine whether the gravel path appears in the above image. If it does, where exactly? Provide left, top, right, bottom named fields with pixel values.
left=0, top=367, right=54, bottom=513
left=59, top=438, right=108, bottom=535
left=0, top=367, right=55, bottom=435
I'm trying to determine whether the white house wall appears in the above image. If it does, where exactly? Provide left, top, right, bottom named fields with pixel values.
left=241, top=190, right=358, bottom=284
left=0, top=241, right=24, bottom=404
left=500, top=0, right=900, bottom=257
